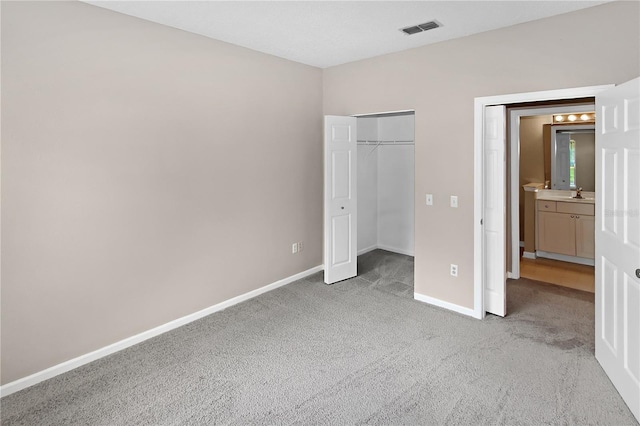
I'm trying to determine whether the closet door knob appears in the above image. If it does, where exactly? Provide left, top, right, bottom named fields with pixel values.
left=341, top=206, right=344, bottom=210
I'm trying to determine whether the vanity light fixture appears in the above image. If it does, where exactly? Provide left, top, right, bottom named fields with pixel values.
left=553, top=112, right=595, bottom=123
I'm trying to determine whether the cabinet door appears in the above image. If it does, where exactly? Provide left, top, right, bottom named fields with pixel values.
left=575, top=215, right=595, bottom=259
left=538, top=211, right=576, bottom=256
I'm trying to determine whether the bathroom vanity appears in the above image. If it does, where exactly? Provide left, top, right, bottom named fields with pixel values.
left=535, top=189, right=595, bottom=266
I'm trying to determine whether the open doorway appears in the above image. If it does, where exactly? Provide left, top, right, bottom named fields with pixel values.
left=508, top=102, right=596, bottom=294
left=472, top=84, right=613, bottom=319
left=355, top=111, right=415, bottom=257
left=354, top=111, right=416, bottom=296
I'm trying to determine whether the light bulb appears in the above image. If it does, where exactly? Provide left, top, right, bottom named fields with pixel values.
left=580, top=114, right=590, bottom=121
left=555, top=115, right=564, bottom=122
left=568, top=115, right=577, bottom=122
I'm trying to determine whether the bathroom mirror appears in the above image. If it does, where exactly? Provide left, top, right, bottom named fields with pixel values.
left=549, top=125, right=595, bottom=191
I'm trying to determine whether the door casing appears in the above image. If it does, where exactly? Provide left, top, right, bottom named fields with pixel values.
left=473, top=84, right=613, bottom=319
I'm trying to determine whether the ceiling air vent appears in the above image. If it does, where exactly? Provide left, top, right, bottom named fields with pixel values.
left=400, top=20, right=441, bottom=35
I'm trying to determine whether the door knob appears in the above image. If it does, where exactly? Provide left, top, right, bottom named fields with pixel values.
left=341, top=206, right=344, bottom=210
left=636, top=269, right=640, bottom=279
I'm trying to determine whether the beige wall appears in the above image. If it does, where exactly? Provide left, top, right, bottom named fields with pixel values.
left=519, top=115, right=551, bottom=241
left=1, top=2, right=323, bottom=384
left=2, top=0, right=639, bottom=387
left=323, top=1, right=640, bottom=308
left=573, top=132, right=596, bottom=192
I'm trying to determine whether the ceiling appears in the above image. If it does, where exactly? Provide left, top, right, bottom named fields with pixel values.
left=85, top=1, right=610, bottom=68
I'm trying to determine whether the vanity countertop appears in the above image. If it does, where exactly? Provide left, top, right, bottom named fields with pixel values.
left=536, top=189, right=595, bottom=204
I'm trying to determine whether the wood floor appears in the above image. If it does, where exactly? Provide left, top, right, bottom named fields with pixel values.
left=520, top=256, right=595, bottom=293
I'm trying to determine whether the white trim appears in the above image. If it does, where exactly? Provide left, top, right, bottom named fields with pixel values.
left=0, top=264, right=323, bottom=398
left=473, top=98, right=485, bottom=319
left=357, top=245, right=379, bottom=256
left=414, top=292, right=481, bottom=319
left=376, top=244, right=414, bottom=257
left=536, top=250, right=595, bottom=266
left=358, top=244, right=415, bottom=257
left=474, top=84, right=613, bottom=321
left=522, top=251, right=536, bottom=259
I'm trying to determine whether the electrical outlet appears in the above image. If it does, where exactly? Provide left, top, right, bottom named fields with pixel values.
left=298, top=241, right=304, bottom=252
left=450, top=264, right=458, bottom=277
left=426, top=194, right=433, bottom=206
left=450, top=195, right=458, bottom=208
left=292, top=243, right=298, bottom=254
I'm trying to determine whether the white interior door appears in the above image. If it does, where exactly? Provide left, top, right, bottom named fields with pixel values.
left=324, top=116, right=357, bottom=284
left=595, top=77, right=640, bottom=422
left=484, top=105, right=506, bottom=317
left=552, top=132, right=571, bottom=190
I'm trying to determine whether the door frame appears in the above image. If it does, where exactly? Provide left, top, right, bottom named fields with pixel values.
left=473, top=84, right=613, bottom=319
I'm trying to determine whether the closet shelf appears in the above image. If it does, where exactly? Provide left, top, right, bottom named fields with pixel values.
left=357, top=140, right=414, bottom=145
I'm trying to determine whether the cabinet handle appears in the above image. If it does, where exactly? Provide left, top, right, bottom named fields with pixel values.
left=571, top=215, right=575, bottom=218
left=576, top=216, right=580, bottom=219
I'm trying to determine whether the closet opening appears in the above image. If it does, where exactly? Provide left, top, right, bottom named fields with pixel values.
left=322, top=109, right=414, bottom=289
left=354, top=110, right=415, bottom=294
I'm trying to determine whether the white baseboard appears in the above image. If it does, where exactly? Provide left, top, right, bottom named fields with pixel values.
left=0, top=264, right=323, bottom=398
left=357, top=245, right=378, bottom=256
left=357, top=244, right=414, bottom=257
left=522, top=251, right=536, bottom=259
left=536, top=250, right=595, bottom=266
left=414, top=292, right=480, bottom=319
left=376, top=244, right=414, bottom=257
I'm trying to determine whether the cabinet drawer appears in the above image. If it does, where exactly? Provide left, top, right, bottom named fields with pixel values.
left=557, top=202, right=595, bottom=216
left=537, top=200, right=557, bottom=212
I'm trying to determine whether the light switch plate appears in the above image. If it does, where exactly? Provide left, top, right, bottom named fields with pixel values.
left=450, top=195, right=458, bottom=208
left=426, top=194, right=433, bottom=206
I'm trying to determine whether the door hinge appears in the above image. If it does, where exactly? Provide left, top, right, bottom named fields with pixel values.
left=481, top=219, right=483, bottom=225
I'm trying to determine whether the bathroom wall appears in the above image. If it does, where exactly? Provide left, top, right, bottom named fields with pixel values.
left=519, top=115, right=552, bottom=241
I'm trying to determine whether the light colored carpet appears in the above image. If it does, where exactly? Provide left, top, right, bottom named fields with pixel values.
left=1, top=250, right=637, bottom=425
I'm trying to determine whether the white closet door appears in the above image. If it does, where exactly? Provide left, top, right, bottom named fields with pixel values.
left=483, top=105, right=506, bottom=317
left=324, top=116, right=357, bottom=284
